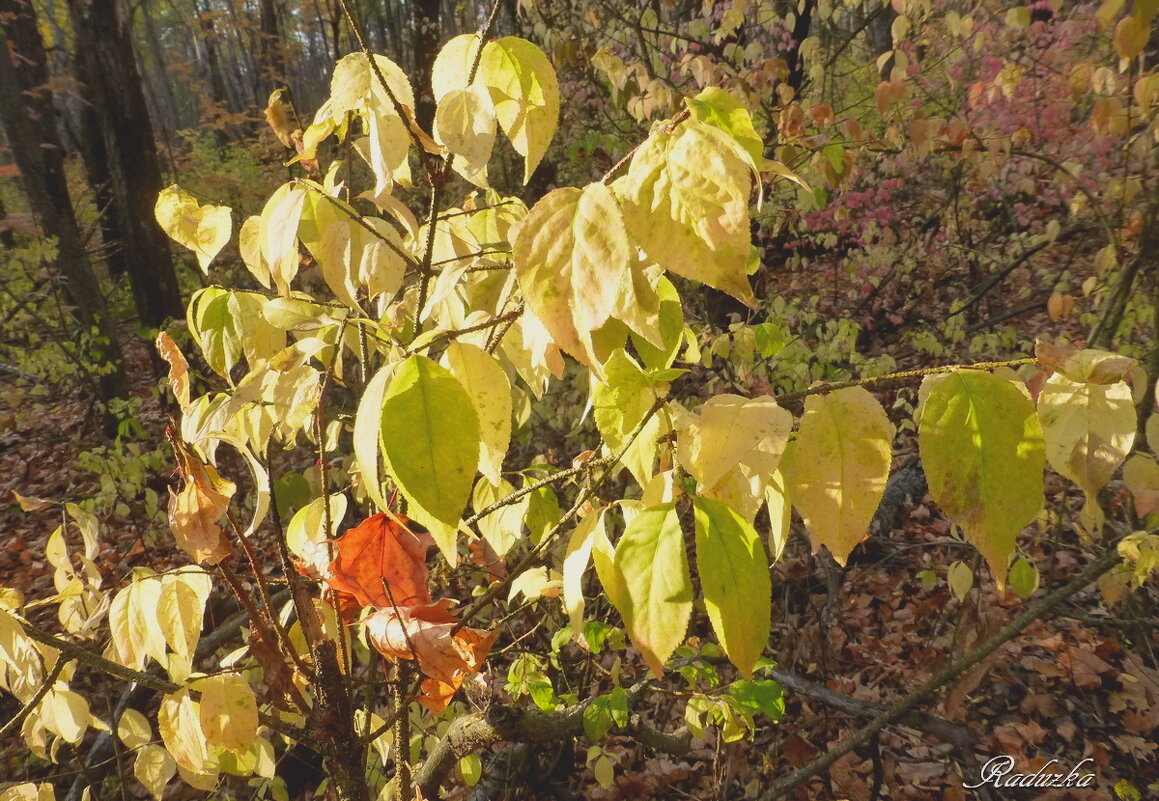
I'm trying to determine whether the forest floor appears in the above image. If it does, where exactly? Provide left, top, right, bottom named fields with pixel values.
left=1, top=285, right=1157, bottom=801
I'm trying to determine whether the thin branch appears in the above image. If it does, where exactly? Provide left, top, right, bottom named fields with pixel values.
left=404, top=302, right=524, bottom=358
left=16, top=617, right=310, bottom=743
left=0, top=653, right=68, bottom=740
left=294, top=179, right=418, bottom=268
left=775, top=358, right=1036, bottom=406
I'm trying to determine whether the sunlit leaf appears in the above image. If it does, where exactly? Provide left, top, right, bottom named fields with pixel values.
left=196, top=673, right=258, bottom=755
left=603, top=503, right=691, bottom=675
left=477, top=37, right=560, bottom=182
left=380, top=355, right=480, bottom=560
left=154, top=185, right=232, bottom=274
left=919, top=371, right=1044, bottom=588
left=693, top=497, right=770, bottom=678
left=617, top=118, right=755, bottom=306
left=513, top=183, right=631, bottom=371
left=782, top=387, right=893, bottom=565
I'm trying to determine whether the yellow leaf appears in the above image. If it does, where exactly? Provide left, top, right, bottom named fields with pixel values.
left=196, top=674, right=258, bottom=755
left=782, top=387, right=893, bottom=565
left=116, top=708, right=153, bottom=749
left=676, top=394, right=791, bottom=492
left=108, top=570, right=167, bottom=668
left=618, top=119, right=756, bottom=306
left=134, top=744, right=176, bottom=800
left=1114, top=15, right=1150, bottom=59
left=431, top=34, right=481, bottom=102
left=443, top=342, right=512, bottom=484
left=1038, top=375, right=1136, bottom=530
left=562, top=508, right=605, bottom=640
left=919, top=371, right=1044, bottom=588
left=513, top=183, right=631, bottom=371
left=1035, top=338, right=1137, bottom=383
left=154, top=185, right=232, bottom=275
left=42, top=687, right=90, bottom=744
left=258, top=182, right=307, bottom=294
left=158, top=691, right=215, bottom=776
left=159, top=568, right=212, bottom=681
left=434, top=86, right=497, bottom=185
left=478, top=37, right=560, bottom=182
left=155, top=332, right=191, bottom=410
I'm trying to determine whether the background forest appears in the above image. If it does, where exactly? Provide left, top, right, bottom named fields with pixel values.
left=1, top=0, right=1158, bottom=800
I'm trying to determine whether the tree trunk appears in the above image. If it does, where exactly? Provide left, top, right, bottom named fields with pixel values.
left=258, top=0, right=286, bottom=96
left=0, top=0, right=128, bottom=404
left=413, top=0, right=440, bottom=130
left=66, top=0, right=185, bottom=329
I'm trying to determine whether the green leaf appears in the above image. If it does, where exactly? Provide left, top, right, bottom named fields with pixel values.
left=513, top=183, right=631, bottom=371
left=617, top=118, right=756, bottom=306
left=630, top=276, right=684, bottom=370
left=380, top=355, right=480, bottom=559
left=460, top=754, right=483, bottom=787
left=583, top=697, right=613, bottom=742
left=478, top=37, right=560, bottom=182
left=918, top=371, right=1044, bottom=588
left=188, top=288, right=241, bottom=379
left=604, top=503, right=692, bottom=675
left=154, top=185, right=232, bottom=274
left=1008, top=556, right=1039, bottom=599
left=685, top=87, right=764, bottom=164
left=693, top=498, right=771, bottom=678
left=1037, top=374, right=1135, bottom=532
left=472, top=477, right=526, bottom=555
left=592, top=349, right=667, bottom=486
left=728, top=679, right=784, bottom=722
left=781, top=387, right=893, bottom=565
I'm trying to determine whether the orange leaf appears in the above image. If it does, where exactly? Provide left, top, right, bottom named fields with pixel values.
left=364, top=599, right=497, bottom=713
left=166, top=428, right=235, bottom=565
left=155, top=331, right=191, bottom=410
left=326, top=513, right=435, bottom=610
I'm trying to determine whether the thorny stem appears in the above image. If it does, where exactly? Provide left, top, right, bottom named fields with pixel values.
left=317, top=318, right=352, bottom=676
left=225, top=508, right=314, bottom=679
left=774, top=357, right=1036, bottom=405
left=217, top=561, right=311, bottom=713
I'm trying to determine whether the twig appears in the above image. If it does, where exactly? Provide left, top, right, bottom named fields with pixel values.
left=404, top=302, right=524, bottom=358
left=0, top=653, right=68, bottom=740
left=775, top=358, right=1036, bottom=406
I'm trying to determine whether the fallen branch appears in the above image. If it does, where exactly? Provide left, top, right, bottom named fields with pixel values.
left=756, top=547, right=1121, bottom=801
